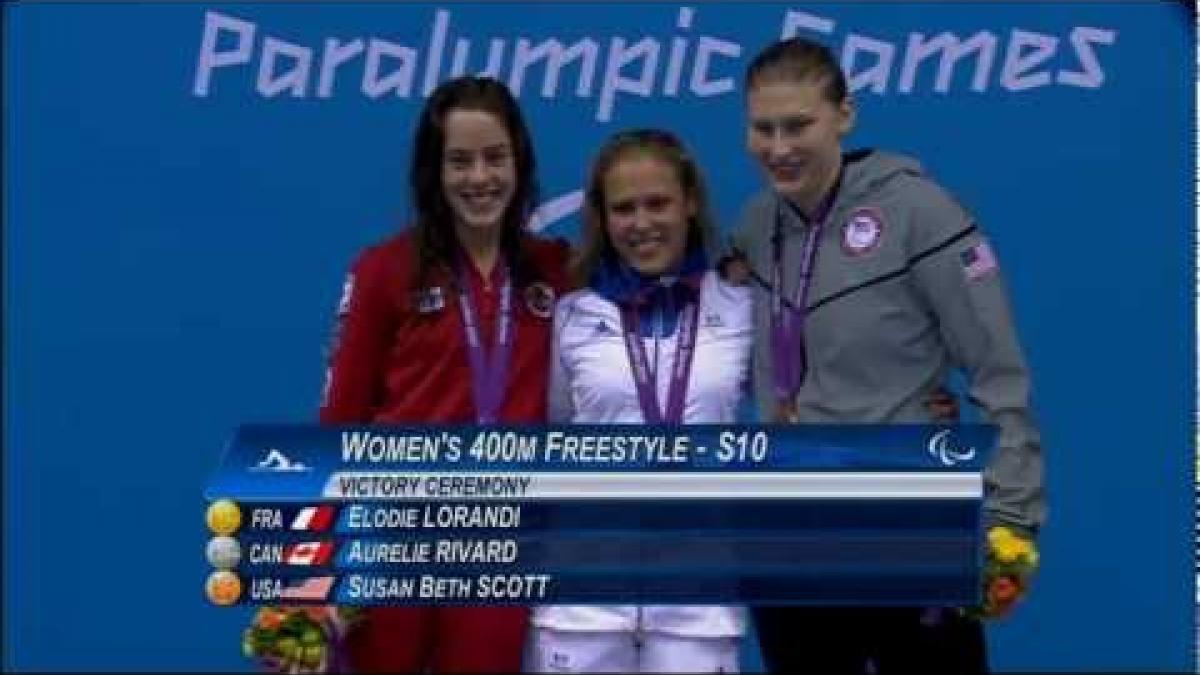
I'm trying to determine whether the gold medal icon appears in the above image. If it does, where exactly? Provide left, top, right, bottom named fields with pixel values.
left=206, top=499, right=242, bottom=536
left=206, top=570, right=242, bottom=606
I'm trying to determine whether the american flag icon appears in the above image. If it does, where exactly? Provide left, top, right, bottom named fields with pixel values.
left=961, top=241, right=998, bottom=281
left=280, top=576, right=336, bottom=601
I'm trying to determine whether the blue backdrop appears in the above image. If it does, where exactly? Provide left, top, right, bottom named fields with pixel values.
left=3, top=2, right=1195, bottom=671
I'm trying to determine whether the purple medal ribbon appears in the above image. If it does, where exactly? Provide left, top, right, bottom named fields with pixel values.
left=456, top=258, right=513, bottom=424
left=327, top=625, right=351, bottom=674
left=619, top=291, right=700, bottom=425
left=770, top=193, right=836, bottom=405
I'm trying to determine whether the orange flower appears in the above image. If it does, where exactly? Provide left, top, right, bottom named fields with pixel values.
left=255, top=608, right=285, bottom=631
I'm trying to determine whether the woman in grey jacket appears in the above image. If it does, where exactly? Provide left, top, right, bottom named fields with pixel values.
left=728, top=37, right=1045, bottom=675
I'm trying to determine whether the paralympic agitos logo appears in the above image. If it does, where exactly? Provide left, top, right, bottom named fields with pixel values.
left=927, top=429, right=977, bottom=467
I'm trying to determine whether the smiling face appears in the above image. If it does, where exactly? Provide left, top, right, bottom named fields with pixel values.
left=746, top=77, right=854, bottom=213
left=601, top=153, right=696, bottom=278
left=440, top=108, right=517, bottom=236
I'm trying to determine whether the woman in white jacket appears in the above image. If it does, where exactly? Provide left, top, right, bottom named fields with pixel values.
left=526, top=128, right=752, bottom=673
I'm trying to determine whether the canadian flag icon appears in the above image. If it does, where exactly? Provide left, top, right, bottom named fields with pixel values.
left=290, top=505, right=335, bottom=532
left=283, top=541, right=335, bottom=566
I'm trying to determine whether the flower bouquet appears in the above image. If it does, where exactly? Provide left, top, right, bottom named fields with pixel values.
left=963, top=526, right=1039, bottom=620
left=243, top=606, right=362, bottom=673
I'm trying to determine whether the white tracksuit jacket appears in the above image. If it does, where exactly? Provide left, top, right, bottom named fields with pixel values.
left=533, top=269, right=752, bottom=637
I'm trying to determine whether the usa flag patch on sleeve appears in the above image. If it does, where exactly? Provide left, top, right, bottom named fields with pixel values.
left=960, top=241, right=998, bottom=281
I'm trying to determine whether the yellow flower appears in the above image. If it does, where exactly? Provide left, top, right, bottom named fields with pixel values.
left=992, top=539, right=1022, bottom=563
left=988, top=526, right=1016, bottom=547
left=988, top=527, right=1037, bottom=565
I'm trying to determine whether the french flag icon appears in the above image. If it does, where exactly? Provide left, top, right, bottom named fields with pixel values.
left=290, top=505, right=335, bottom=532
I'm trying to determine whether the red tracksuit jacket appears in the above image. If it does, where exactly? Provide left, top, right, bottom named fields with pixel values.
left=318, top=229, right=569, bottom=673
left=320, top=230, right=569, bottom=425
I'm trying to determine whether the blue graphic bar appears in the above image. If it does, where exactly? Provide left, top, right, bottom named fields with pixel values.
left=236, top=570, right=980, bottom=606
left=229, top=532, right=977, bottom=572
left=206, top=424, right=993, bottom=502
left=223, top=501, right=979, bottom=536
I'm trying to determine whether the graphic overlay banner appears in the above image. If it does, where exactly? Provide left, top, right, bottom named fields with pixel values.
left=204, top=425, right=992, bottom=606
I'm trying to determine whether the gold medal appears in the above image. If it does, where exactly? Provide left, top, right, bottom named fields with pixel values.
left=206, top=499, right=242, bottom=536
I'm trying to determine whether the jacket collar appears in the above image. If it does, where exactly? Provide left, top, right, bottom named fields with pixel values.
left=589, top=246, right=707, bottom=308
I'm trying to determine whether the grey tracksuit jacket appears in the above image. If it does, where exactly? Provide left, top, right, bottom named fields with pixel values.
left=730, top=149, right=1045, bottom=535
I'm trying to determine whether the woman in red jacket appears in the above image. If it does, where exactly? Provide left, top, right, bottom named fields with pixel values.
left=319, top=75, right=568, bottom=672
